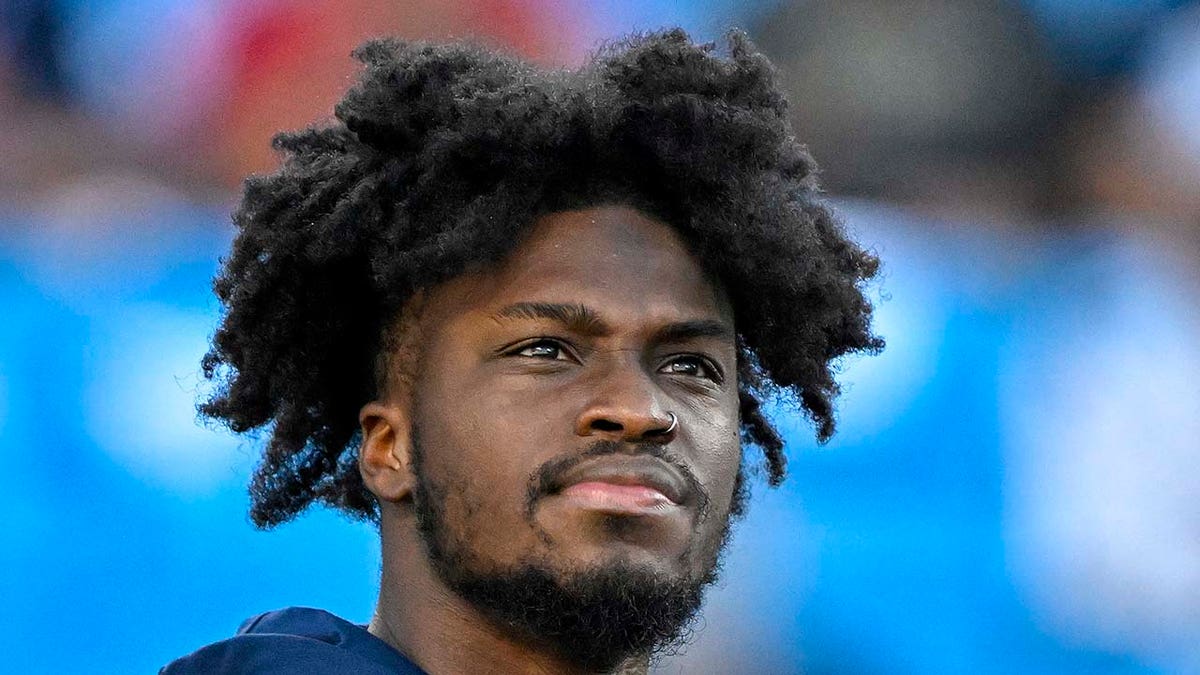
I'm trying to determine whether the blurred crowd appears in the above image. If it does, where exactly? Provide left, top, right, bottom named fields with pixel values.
left=4, top=0, right=1199, bottom=238
left=1, top=1, right=1197, bottom=673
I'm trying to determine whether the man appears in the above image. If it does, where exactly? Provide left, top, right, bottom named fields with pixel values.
left=165, top=29, right=881, bottom=674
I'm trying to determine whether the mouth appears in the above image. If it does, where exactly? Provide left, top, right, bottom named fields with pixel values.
left=549, top=457, right=690, bottom=516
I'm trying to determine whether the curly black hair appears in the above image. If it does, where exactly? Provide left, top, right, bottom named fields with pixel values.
left=200, top=28, right=882, bottom=528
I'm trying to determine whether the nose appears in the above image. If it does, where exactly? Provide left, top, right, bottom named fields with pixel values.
left=574, top=356, right=677, bottom=443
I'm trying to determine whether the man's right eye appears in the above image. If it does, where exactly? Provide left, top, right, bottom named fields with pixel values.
left=513, top=339, right=571, bottom=361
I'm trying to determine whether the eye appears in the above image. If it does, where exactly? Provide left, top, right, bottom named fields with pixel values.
left=511, top=339, right=573, bottom=361
left=659, top=355, right=722, bottom=382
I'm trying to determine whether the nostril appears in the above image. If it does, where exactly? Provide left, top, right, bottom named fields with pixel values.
left=590, top=419, right=623, bottom=432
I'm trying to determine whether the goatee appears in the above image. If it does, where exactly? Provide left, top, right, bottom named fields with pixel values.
left=409, top=436, right=742, bottom=671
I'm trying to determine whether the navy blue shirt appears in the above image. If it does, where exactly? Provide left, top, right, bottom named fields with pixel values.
left=161, top=607, right=426, bottom=674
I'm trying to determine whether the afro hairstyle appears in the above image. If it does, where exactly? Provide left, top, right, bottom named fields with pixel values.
left=200, top=28, right=883, bottom=528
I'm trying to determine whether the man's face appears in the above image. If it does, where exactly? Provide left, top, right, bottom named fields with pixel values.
left=389, top=205, right=744, bottom=663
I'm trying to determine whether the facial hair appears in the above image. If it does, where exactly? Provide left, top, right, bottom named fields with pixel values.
left=409, top=433, right=746, bottom=672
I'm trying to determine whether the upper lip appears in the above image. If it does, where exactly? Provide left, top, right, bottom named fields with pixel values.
left=550, top=455, right=691, bottom=506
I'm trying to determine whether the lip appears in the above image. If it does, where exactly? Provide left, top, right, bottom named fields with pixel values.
left=550, top=456, right=690, bottom=508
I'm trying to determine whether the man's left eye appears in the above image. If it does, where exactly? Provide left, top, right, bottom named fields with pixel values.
left=659, top=356, right=720, bottom=382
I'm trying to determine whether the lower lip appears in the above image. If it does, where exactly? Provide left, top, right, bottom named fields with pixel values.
left=559, top=481, right=679, bottom=514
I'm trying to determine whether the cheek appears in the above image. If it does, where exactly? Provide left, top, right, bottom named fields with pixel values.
left=675, top=411, right=742, bottom=575
left=413, top=367, right=563, bottom=557
left=687, top=408, right=742, bottom=511
left=421, top=387, right=529, bottom=481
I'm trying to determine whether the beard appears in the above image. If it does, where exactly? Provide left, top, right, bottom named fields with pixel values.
left=409, top=434, right=746, bottom=672
left=433, top=560, right=710, bottom=671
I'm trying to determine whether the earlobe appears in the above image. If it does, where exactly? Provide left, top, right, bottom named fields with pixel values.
left=358, top=401, right=415, bottom=503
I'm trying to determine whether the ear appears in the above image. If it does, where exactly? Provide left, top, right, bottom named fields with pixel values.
left=359, top=401, right=415, bottom=503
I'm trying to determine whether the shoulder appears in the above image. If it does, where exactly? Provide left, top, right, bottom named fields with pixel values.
left=161, top=607, right=424, bottom=675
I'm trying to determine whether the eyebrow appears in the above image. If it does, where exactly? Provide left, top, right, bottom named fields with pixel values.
left=649, top=319, right=734, bottom=346
left=494, top=302, right=611, bottom=336
left=493, top=302, right=734, bottom=344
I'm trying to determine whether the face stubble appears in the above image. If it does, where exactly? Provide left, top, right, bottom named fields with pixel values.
left=376, top=206, right=749, bottom=671
left=408, top=426, right=748, bottom=672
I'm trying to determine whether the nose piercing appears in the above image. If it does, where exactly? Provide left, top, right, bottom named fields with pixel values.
left=664, top=412, right=678, bottom=434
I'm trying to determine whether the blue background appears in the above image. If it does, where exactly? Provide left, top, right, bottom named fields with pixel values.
left=2, top=0, right=1198, bottom=672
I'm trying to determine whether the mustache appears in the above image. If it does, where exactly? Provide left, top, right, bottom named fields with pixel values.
left=524, top=441, right=711, bottom=519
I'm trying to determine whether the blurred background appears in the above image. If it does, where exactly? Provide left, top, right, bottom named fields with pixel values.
left=1, top=0, right=1197, bottom=672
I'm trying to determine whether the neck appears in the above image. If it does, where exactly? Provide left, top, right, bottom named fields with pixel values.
left=368, top=509, right=649, bottom=675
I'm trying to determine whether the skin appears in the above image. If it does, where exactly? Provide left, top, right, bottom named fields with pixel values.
left=358, top=205, right=743, bottom=674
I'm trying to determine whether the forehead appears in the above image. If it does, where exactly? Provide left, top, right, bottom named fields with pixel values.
left=455, top=205, right=730, bottom=323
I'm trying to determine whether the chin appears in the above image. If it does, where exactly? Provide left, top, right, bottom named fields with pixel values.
left=533, top=519, right=716, bottom=585
left=443, top=553, right=712, bottom=673
left=538, top=496, right=698, bottom=555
